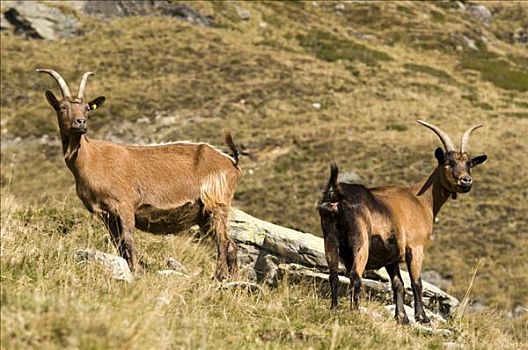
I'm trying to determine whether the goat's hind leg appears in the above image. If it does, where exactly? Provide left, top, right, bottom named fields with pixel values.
left=320, top=207, right=340, bottom=309
left=207, top=204, right=236, bottom=281
left=349, top=238, right=368, bottom=311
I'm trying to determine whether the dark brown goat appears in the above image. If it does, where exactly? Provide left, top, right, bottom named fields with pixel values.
left=319, top=120, right=487, bottom=323
left=37, top=69, right=242, bottom=280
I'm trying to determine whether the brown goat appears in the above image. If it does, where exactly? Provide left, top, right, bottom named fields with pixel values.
left=37, top=69, right=242, bottom=280
left=319, top=120, right=487, bottom=323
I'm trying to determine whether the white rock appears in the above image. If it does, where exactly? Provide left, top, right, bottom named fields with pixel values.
left=467, top=4, right=492, bottom=26
left=157, top=270, right=188, bottom=277
left=312, top=102, right=322, bottom=110
left=75, top=249, right=133, bottom=282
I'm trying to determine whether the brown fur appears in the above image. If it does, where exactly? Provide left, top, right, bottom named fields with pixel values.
left=319, top=122, right=487, bottom=323
left=38, top=70, right=242, bottom=280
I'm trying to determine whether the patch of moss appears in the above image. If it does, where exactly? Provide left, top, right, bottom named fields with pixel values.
left=396, top=5, right=414, bottom=15
left=460, top=53, right=528, bottom=92
left=385, top=123, right=408, bottom=132
left=403, top=63, right=456, bottom=84
left=430, top=10, right=445, bottom=22
left=297, top=30, right=391, bottom=66
left=504, top=112, right=528, bottom=119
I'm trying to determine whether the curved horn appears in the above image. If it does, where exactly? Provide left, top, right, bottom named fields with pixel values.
left=36, top=69, right=71, bottom=98
left=77, top=71, right=94, bottom=100
left=460, top=123, right=483, bottom=153
left=416, top=120, right=456, bottom=152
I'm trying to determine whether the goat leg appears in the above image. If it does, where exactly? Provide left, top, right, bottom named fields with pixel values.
left=386, top=262, right=409, bottom=324
left=101, top=210, right=141, bottom=274
left=405, top=247, right=430, bottom=324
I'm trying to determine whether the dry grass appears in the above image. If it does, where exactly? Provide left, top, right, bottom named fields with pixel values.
left=1, top=196, right=526, bottom=349
left=1, top=1, right=528, bottom=347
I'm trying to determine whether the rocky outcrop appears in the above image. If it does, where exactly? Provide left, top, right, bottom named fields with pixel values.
left=80, top=1, right=215, bottom=27
left=228, top=209, right=459, bottom=318
left=72, top=209, right=459, bottom=321
left=1, top=1, right=81, bottom=40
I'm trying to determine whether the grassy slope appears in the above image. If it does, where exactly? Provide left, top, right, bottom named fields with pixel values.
left=1, top=198, right=525, bottom=349
left=1, top=1, right=527, bottom=348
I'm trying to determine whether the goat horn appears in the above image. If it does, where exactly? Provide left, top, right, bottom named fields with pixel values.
left=36, top=69, right=72, bottom=99
left=460, top=123, right=484, bottom=153
left=416, top=120, right=456, bottom=152
left=77, top=71, right=95, bottom=100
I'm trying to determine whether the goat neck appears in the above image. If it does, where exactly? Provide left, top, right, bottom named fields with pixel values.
left=411, top=166, right=451, bottom=220
left=63, top=134, right=89, bottom=173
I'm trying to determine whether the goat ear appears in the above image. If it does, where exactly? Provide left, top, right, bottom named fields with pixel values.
left=434, top=147, right=445, bottom=164
left=88, top=96, right=105, bottom=111
left=471, top=154, right=488, bottom=167
left=45, top=90, right=60, bottom=110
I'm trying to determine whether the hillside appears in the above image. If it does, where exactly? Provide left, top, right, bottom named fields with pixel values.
left=1, top=1, right=527, bottom=348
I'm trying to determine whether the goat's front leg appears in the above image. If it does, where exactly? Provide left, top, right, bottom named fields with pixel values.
left=405, top=246, right=430, bottom=324
left=386, top=262, right=409, bottom=324
left=101, top=210, right=141, bottom=273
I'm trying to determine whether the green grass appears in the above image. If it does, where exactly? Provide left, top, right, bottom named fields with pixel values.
left=460, top=53, right=528, bottom=92
left=298, top=30, right=391, bottom=66
left=404, top=63, right=456, bottom=84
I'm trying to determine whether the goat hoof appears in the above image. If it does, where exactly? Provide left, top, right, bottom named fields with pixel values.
left=396, top=315, right=410, bottom=325
left=213, top=271, right=230, bottom=281
left=417, top=314, right=431, bottom=324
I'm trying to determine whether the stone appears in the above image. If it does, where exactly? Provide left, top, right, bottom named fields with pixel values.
left=229, top=209, right=459, bottom=317
left=339, top=171, right=363, bottom=184
left=2, top=1, right=81, bottom=40
left=166, top=257, right=189, bottom=275
left=514, top=28, right=527, bottom=45
left=81, top=1, right=215, bottom=27
left=467, top=4, right=492, bottom=26
left=422, top=270, right=453, bottom=290
left=506, top=305, right=527, bottom=320
left=157, top=270, right=188, bottom=277
left=443, top=342, right=464, bottom=350
left=462, top=35, right=479, bottom=50
left=335, top=3, right=346, bottom=12
left=75, top=249, right=133, bottom=282
left=278, top=263, right=392, bottom=301
left=234, top=5, right=251, bottom=21
left=312, top=102, right=322, bottom=110
left=219, top=281, right=264, bottom=294
left=384, top=304, right=447, bottom=325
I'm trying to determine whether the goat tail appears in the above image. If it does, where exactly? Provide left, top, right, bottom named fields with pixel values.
left=224, top=131, right=240, bottom=166
left=319, top=162, right=341, bottom=214
left=321, top=162, right=342, bottom=203
left=329, top=162, right=343, bottom=199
